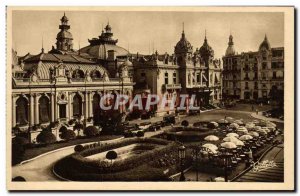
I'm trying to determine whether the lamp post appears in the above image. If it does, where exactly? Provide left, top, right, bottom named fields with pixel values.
left=178, top=145, right=186, bottom=181
left=220, top=151, right=232, bottom=182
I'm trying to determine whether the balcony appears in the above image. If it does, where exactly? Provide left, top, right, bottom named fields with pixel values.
left=164, top=84, right=182, bottom=90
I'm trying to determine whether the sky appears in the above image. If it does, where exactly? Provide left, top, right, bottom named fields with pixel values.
left=12, top=10, right=284, bottom=58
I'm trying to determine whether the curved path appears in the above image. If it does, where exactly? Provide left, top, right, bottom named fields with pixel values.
left=12, top=108, right=284, bottom=181
left=12, top=131, right=163, bottom=181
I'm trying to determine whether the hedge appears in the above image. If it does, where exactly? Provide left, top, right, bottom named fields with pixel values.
left=60, top=129, right=76, bottom=140
left=84, top=126, right=100, bottom=137
left=53, top=138, right=178, bottom=181
left=36, top=130, right=57, bottom=144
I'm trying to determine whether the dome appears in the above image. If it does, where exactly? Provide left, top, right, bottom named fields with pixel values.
left=225, top=34, right=235, bottom=56
left=225, top=46, right=235, bottom=56
left=199, top=36, right=214, bottom=58
left=175, top=31, right=193, bottom=54
left=61, top=14, right=68, bottom=23
left=259, top=34, right=271, bottom=51
left=57, top=30, right=73, bottom=39
left=79, top=44, right=129, bottom=60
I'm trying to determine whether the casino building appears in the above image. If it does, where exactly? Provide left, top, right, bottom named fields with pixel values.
left=132, top=29, right=222, bottom=116
left=11, top=14, right=134, bottom=142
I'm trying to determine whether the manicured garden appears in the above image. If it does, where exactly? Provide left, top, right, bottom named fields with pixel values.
left=53, top=138, right=191, bottom=181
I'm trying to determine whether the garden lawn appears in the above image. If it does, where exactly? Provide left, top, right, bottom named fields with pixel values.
left=22, top=135, right=122, bottom=162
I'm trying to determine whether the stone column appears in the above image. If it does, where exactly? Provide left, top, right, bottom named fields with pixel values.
left=34, top=93, right=40, bottom=125
left=68, top=92, right=72, bottom=120
left=29, top=94, right=34, bottom=126
left=50, top=93, right=55, bottom=122
left=89, top=92, right=93, bottom=118
left=84, top=93, right=89, bottom=119
left=12, top=95, right=18, bottom=127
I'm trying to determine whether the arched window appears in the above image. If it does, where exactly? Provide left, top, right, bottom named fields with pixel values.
left=16, top=97, right=28, bottom=125
left=91, top=70, right=101, bottom=79
left=39, top=96, right=50, bottom=123
left=93, top=94, right=101, bottom=116
left=72, top=69, right=85, bottom=79
left=164, top=72, right=169, bottom=84
left=73, top=94, right=82, bottom=117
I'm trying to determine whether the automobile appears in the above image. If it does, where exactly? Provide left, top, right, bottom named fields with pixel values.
left=256, top=98, right=269, bottom=105
left=139, top=122, right=152, bottom=131
left=163, top=115, right=176, bottom=125
left=188, top=110, right=199, bottom=116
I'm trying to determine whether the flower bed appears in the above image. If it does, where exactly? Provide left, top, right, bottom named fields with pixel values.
left=53, top=138, right=183, bottom=181
left=165, top=126, right=215, bottom=142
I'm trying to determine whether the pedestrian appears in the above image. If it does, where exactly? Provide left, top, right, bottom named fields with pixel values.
left=256, top=109, right=258, bottom=115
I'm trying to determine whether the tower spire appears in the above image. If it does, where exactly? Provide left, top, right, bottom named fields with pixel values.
left=181, top=22, right=185, bottom=38
left=41, top=34, right=44, bottom=53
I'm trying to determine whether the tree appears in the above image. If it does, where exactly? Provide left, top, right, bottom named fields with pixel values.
left=269, top=85, right=284, bottom=108
left=36, top=129, right=56, bottom=144
left=74, top=122, right=84, bottom=135
left=60, top=129, right=76, bottom=140
left=106, top=150, right=118, bottom=174
left=84, top=126, right=100, bottom=137
left=74, top=144, right=84, bottom=152
left=136, top=131, right=144, bottom=137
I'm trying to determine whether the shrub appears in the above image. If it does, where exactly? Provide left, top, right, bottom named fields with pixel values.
left=74, top=123, right=84, bottom=131
left=74, top=144, right=84, bottom=152
left=13, top=136, right=29, bottom=146
left=36, top=129, right=56, bottom=144
left=181, top=120, right=189, bottom=127
left=124, top=131, right=135, bottom=138
left=68, top=119, right=76, bottom=125
left=106, top=150, right=118, bottom=160
left=136, top=131, right=144, bottom=137
left=84, top=126, right=100, bottom=137
left=12, top=137, right=27, bottom=165
left=60, top=129, right=76, bottom=140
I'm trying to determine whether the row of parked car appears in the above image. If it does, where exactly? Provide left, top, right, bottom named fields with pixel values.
left=123, top=115, right=177, bottom=137
left=262, top=108, right=284, bottom=120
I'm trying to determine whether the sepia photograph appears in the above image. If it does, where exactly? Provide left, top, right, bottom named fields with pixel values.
left=6, top=6, right=294, bottom=191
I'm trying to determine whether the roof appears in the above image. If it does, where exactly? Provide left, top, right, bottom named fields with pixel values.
left=79, top=44, right=129, bottom=60
left=24, top=52, right=95, bottom=64
left=25, top=62, right=107, bottom=80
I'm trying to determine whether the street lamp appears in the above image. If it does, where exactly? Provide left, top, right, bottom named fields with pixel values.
left=219, top=151, right=233, bottom=182
left=178, top=145, right=186, bottom=181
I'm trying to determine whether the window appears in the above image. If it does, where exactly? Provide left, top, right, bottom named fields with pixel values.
left=73, top=94, right=82, bottom=117
left=245, top=82, right=249, bottom=89
left=59, top=104, right=66, bottom=119
left=262, top=63, right=267, bottom=69
left=39, top=96, right=50, bottom=123
left=196, top=73, right=200, bottom=83
left=173, top=72, right=177, bottom=84
left=72, top=69, right=85, bottom=79
left=273, top=71, right=277, bottom=79
left=164, top=72, right=169, bottom=84
left=91, top=70, right=101, bottom=79
left=254, top=82, right=258, bottom=89
left=16, top=97, right=28, bottom=125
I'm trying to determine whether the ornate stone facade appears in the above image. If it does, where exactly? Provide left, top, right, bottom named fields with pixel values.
left=222, top=34, right=284, bottom=101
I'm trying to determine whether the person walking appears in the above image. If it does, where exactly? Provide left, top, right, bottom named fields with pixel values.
left=256, top=109, right=258, bottom=115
